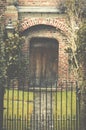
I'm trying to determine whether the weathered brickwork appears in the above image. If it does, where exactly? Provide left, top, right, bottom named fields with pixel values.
left=5, top=6, right=18, bottom=21
left=18, top=0, right=61, bottom=6
left=21, top=24, right=70, bottom=81
left=0, top=0, right=6, bottom=16
left=21, top=17, right=70, bottom=35
left=5, top=0, right=76, bottom=82
left=0, top=0, right=6, bottom=37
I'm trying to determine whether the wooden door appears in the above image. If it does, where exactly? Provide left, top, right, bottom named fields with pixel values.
left=29, top=39, right=58, bottom=87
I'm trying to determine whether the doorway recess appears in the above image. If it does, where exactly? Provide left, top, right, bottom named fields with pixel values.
left=29, top=37, right=59, bottom=87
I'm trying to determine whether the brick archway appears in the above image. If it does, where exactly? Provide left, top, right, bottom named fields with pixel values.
left=22, top=24, right=69, bottom=82
left=21, top=17, right=70, bottom=36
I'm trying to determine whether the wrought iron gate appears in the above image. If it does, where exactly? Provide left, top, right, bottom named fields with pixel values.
left=3, top=81, right=80, bottom=130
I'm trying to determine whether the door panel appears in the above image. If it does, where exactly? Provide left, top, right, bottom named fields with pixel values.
left=29, top=39, right=58, bottom=87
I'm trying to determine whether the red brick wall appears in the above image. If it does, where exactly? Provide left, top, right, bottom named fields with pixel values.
left=5, top=0, right=77, bottom=82
left=18, top=0, right=62, bottom=6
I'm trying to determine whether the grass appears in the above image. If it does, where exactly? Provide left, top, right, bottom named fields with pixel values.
left=4, top=89, right=76, bottom=118
left=4, top=89, right=33, bottom=119
left=53, top=91, right=76, bottom=116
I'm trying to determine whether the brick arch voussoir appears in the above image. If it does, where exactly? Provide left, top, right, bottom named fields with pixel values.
left=21, top=18, right=71, bottom=36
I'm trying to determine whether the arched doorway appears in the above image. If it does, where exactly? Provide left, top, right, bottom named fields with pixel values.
left=29, top=37, right=59, bottom=87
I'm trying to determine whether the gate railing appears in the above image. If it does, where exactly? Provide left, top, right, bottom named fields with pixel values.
left=3, top=80, right=80, bottom=130
left=3, top=114, right=77, bottom=130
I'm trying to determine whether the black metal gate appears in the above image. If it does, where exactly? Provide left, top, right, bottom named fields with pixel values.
left=3, top=81, right=80, bottom=130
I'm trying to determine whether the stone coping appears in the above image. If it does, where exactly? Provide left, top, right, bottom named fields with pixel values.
left=17, top=6, right=61, bottom=13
